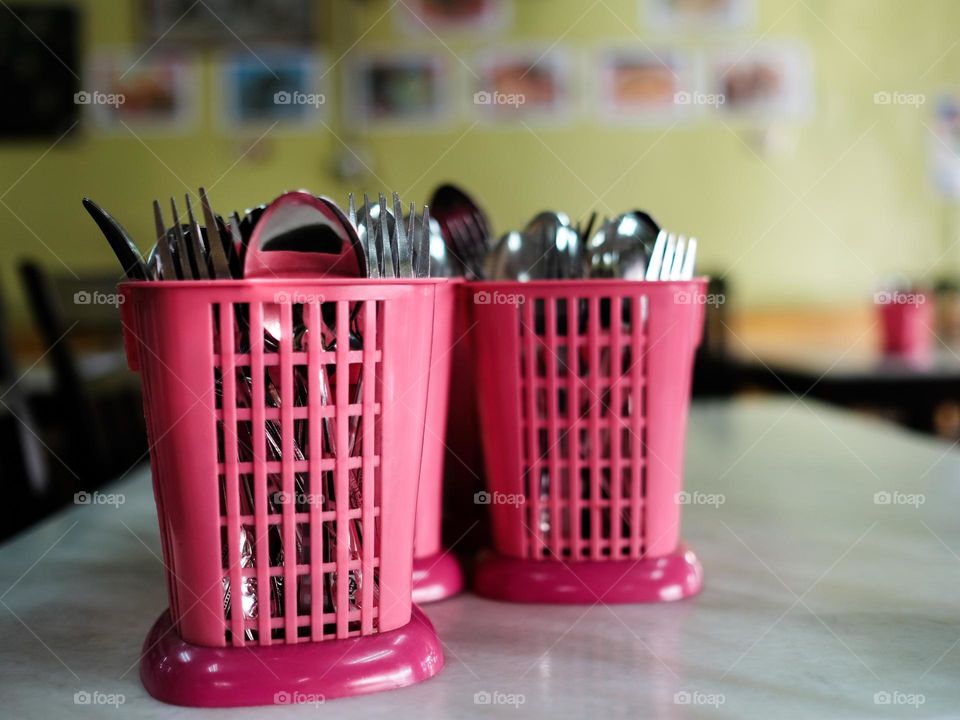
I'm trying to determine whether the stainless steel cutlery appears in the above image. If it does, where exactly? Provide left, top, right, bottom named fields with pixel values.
left=88, top=189, right=434, bottom=283
left=82, top=198, right=149, bottom=281
left=488, top=209, right=698, bottom=282
left=644, top=230, right=698, bottom=281
left=430, top=183, right=490, bottom=279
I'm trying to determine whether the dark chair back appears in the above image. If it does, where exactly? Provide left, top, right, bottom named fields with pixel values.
left=18, top=261, right=146, bottom=490
left=0, top=278, right=63, bottom=540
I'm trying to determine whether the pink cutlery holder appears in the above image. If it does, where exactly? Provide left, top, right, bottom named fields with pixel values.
left=439, top=280, right=489, bottom=557
left=119, top=278, right=444, bottom=707
left=412, top=279, right=464, bottom=602
left=470, top=279, right=707, bottom=604
left=878, top=295, right=933, bottom=356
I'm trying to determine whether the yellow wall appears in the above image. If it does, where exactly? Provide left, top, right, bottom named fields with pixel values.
left=2, top=0, right=959, bottom=321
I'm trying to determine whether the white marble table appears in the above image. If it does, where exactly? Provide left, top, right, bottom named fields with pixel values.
left=2, top=397, right=959, bottom=719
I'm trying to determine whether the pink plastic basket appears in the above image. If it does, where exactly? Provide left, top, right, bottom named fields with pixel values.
left=119, top=278, right=444, bottom=707
left=439, top=280, right=489, bottom=559
left=878, top=294, right=933, bottom=357
left=412, top=280, right=464, bottom=602
left=470, top=279, right=706, bottom=604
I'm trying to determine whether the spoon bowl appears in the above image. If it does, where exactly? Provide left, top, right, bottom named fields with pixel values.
left=586, top=210, right=661, bottom=280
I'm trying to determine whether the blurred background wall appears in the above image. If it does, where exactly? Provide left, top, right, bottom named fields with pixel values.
left=2, top=0, right=959, bottom=324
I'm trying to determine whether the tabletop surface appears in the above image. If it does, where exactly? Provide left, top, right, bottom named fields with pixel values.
left=733, top=344, right=960, bottom=383
left=2, top=397, right=960, bottom=719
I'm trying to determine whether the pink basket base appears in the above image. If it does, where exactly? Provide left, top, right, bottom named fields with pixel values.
left=473, top=544, right=703, bottom=604
left=140, top=606, right=444, bottom=707
left=412, top=551, right=465, bottom=603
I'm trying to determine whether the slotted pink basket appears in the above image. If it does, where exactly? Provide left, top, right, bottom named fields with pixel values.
left=119, top=278, right=445, bottom=707
left=412, top=279, right=464, bottom=602
left=878, top=294, right=933, bottom=356
left=470, top=279, right=706, bottom=604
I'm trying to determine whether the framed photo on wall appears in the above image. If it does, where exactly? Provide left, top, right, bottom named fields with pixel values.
left=346, top=52, right=451, bottom=130
left=596, top=48, right=697, bottom=124
left=395, top=0, right=510, bottom=36
left=84, top=52, right=197, bottom=133
left=705, top=42, right=814, bottom=122
left=219, top=52, right=327, bottom=130
left=471, top=47, right=574, bottom=124
left=644, top=0, right=756, bottom=32
left=141, top=0, right=314, bottom=46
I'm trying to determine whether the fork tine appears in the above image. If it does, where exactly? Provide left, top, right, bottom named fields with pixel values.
left=229, top=211, right=242, bottom=243
left=581, top=211, right=597, bottom=246
left=170, top=197, right=196, bottom=280
left=347, top=193, right=357, bottom=229
left=184, top=194, right=211, bottom=279
left=152, top=199, right=165, bottom=249
left=659, top=233, right=677, bottom=281
left=645, top=229, right=666, bottom=281
left=392, top=192, right=412, bottom=278
left=363, top=193, right=379, bottom=279
left=378, top=193, right=394, bottom=278
left=406, top=198, right=418, bottom=277
left=408, top=201, right=419, bottom=276
left=681, top=237, right=697, bottom=280
left=227, top=211, right=244, bottom=277
left=420, top=205, right=432, bottom=277
left=152, top=199, right=176, bottom=280
left=670, top=235, right=686, bottom=280
left=199, top=187, right=231, bottom=279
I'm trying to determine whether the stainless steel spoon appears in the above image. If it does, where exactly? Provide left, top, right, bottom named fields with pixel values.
left=585, top=210, right=660, bottom=280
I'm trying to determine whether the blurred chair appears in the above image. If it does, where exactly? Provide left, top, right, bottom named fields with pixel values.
left=0, top=279, right=70, bottom=540
left=692, top=275, right=741, bottom=397
left=17, top=261, right=146, bottom=491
